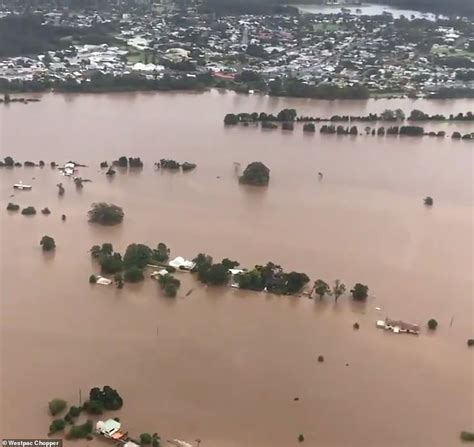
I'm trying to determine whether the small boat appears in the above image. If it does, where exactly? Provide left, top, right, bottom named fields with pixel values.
left=13, top=181, right=32, bottom=190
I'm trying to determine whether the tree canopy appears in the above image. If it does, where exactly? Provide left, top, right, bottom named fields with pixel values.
left=40, top=235, right=56, bottom=251
left=123, top=243, right=152, bottom=269
left=350, top=283, right=369, bottom=301
left=239, top=162, right=270, bottom=186
left=88, top=202, right=124, bottom=225
left=87, top=386, right=123, bottom=411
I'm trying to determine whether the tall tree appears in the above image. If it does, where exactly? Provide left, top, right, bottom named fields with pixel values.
left=332, top=280, right=346, bottom=302
left=313, top=279, right=331, bottom=300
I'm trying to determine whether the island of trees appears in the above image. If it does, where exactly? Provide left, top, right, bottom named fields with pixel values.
left=224, top=111, right=473, bottom=140
left=47, top=386, right=129, bottom=440
left=224, top=108, right=474, bottom=125
left=239, top=162, right=270, bottom=186
left=88, top=203, right=124, bottom=226
left=88, top=238, right=370, bottom=307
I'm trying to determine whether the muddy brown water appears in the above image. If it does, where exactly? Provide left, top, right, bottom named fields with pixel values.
left=0, top=92, right=473, bottom=447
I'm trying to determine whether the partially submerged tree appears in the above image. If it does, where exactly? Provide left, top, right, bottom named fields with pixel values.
left=123, top=267, right=145, bottom=283
left=350, top=283, right=369, bottom=301
left=332, top=280, right=346, bottom=302
left=88, top=203, right=124, bottom=226
left=49, top=419, right=66, bottom=435
left=158, top=274, right=181, bottom=297
left=313, top=279, right=331, bottom=300
left=21, top=206, right=36, bottom=215
left=40, top=235, right=56, bottom=251
left=151, top=242, right=170, bottom=263
left=427, top=319, right=438, bottom=330
left=6, top=202, right=20, bottom=211
left=424, top=196, right=433, bottom=206
left=49, top=398, right=67, bottom=416
left=140, top=434, right=152, bottom=445
left=123, top=243, right=152, bottom=269
left=57, top=182, right=65, bottom=196
left=239, top=162, right=270, bottom=186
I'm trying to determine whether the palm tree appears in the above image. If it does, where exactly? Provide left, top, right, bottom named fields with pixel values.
left=332, top=280, right=346, bottom=302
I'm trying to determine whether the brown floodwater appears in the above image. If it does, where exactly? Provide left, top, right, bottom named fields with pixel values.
left=0, top=91, right=473, bottom=447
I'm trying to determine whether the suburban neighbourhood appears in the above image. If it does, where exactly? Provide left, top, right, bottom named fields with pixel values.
left=0, top=0, right=473, bottom=98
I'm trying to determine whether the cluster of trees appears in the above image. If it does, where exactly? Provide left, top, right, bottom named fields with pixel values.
left=47, top=396, right=96, bottom=439
left=236, top=263, right=310, bottom=295
left=239, top=162, right=270, bottom=186
left=158, top=273, right=181, bottom=297
left=40, top=235, right=56, bottom=251
left=225, top=109, right=298, bottom=125
left=83, top=386, right=124, bottom=413
left=319, top=124, right=429, bottom=137
left=6, top=202, right=20, bottom=211
left=90, top=242, right=171, bottom=287
left=227, top=109, right=474, bottom=126
left=88, top=202, right=124, bottom=226
left=460, top=432, right=474, bottom=442
left=156, top=159, right=197, bottom=171
left=409, top=110, right=474, bottom=121
left=309, top=280, right=369, bottom=301
left=452, top=131, right=474, bottom=140
left=111, top=156, right=144, bottom=168
left=320, top=124, right=359, bottom=135
left=192, top=254, right=237, bottom=286
left=21, top=206, right=37, bottom=215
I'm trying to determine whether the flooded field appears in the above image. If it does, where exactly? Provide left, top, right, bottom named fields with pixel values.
left=0, top=91, right=473, bottom=447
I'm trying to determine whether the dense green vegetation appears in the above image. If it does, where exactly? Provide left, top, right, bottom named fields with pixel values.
left=239, top=162, right=270, bottom=186
left=40, top=235, right=56, bottom=251
left=65, top=420, right=93, bottom=440
left=158, top=274, right=181, bottom=297
left=48, top=419, right=66, bottom=435
left=313, top=279, right=331, bottom=299
left=460, top=431, right=474, bottom=441
left=84, top=386, right=124, bottom=412
left=112, top=156, right=144, bottom=168
left=123, top=266, right=145, bottom=283
left=91, top=242, right=171, bottom=284
left=48, top=398, right=67, bottom=416
left=236, top=263, right=310, bottom=294
left=350, top=283, right=369, bottom=301
left=6, top=202, right=20, bottom=211
left=225, top=108, right=474, bottom=125
left=88, top=202, right=124, bottom=226
left=21, top=206, right=37, bottom=215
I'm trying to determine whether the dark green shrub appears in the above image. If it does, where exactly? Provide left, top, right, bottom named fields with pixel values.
left=48, top=399, right=67, bottom=416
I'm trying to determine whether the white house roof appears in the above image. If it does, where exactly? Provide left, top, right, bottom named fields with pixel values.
left=96, top=419, right=121, bottom=435
left=169, top=257, right=195, bottom=270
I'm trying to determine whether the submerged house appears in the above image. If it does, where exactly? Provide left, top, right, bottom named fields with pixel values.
left=377, top=318, right=420, bottom=335
left=96, top=419, right=140, bottom=447
left=229, top=268, right=246, bottom=288
left=168, top=256, right=195, bottom=271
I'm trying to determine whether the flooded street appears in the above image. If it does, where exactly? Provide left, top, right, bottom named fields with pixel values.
left=0, top=91, right=473, bottom=446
